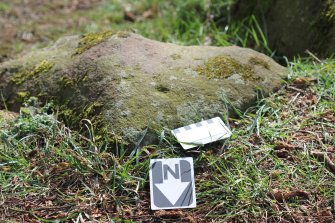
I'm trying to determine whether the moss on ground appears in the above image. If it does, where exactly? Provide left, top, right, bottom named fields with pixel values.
left=195, top=55, right=255, bottom=80
left=10, top=60, right=54, bottom=85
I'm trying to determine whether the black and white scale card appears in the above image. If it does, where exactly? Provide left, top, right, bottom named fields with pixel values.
left=171, top=117, right=232, bottom=150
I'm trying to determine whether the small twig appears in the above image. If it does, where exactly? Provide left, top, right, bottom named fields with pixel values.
left=288, top=93, right=300, bottom=104
left=311, top=151, right=335, bottom=175
left=33, top=204, right=74, bottom=211
left=305, top=50, right=322, bottom=63
left=286, top=86, right=305, bottom=93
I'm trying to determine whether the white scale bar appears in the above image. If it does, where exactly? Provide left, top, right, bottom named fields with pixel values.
left=171, top=117, right=232, bottom=150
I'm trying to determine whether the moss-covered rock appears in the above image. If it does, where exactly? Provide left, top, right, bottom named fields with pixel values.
left=0, top=31, right=286, bottom=145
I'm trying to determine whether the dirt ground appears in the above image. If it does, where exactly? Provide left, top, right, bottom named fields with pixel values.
left=0, top=0, right=102, bottom=63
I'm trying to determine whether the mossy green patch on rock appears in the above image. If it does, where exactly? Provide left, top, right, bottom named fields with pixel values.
left=249, top=56, right=270, bottom=69
left=74, top=31, right=130, bottom=55
left=195, top=56, right=254, bottom=80
left=10, top=60, right=54, bottom=85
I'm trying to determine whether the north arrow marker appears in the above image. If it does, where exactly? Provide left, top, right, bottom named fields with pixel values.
left=150, top=158, right=196, bottom=210
left=155, top=178, right=190, bottom=205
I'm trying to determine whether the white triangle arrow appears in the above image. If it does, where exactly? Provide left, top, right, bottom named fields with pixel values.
left=155, top=178, right=190, bottom=205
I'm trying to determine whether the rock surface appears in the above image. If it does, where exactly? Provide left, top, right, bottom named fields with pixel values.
left=0, top=110, right=17, bottom=133
left=0, top=32, right=286, bottom=144
left=0, top=110, right=17, bottom=123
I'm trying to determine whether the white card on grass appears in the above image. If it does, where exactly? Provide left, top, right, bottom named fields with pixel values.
left=171, top=117, right=232, bottom=150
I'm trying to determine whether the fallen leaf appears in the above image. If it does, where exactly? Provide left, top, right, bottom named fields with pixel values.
left=123, top=5, right=155, bottom=22
left=311, top=95, right=318, bottom=104
left=184, top=215, right=197, bottom=223
left=292, top=77, right=317, bottom=88
left=124, top=11, right=136, bottom=22
left=154, top=209, right=183, bottom=219
left=269, top=189, right=309, bottom=202
left=249, top=134, right=261, bottom=145
left=28, top=149, right=38, bottom=158
left=274, top=141, right=300, bottom=150
left=304, top=94, right=318, bottom=105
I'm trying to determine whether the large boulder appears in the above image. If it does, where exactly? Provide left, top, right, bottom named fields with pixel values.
left=0, top=31, right=286, bottom=144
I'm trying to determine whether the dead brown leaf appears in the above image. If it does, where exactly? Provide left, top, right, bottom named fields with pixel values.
left=154, top=209, right=184, bottom=219
left=269, top=189, right=309, bottom=202
left=305, top=94, right=318, bottom=105
left=292, top=77, right=318, bottom=88
left=124, top=11, right=137, bottom=22
left=249, top=134, right=262, bottom=145
left=274, top=141, right=301, bottom=150
left=28, top=149, right=38, bottom=158
left=123, top=6, right=155, bottom=22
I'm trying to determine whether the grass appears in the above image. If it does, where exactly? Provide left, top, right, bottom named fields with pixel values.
left=1, top=57, right=335, bottom=222
left=0, top=0, right=273, bottom=61
left=87, top=0, right=272, bottom=54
